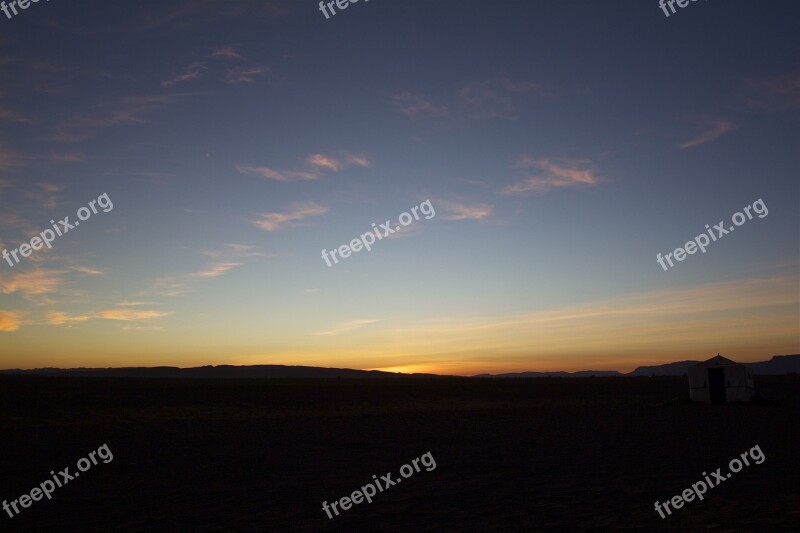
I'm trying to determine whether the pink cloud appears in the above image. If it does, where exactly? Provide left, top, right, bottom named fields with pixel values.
left=236, top=164, right=320, bottom=182
left=504, top=158, right=601, bottom=194
left=161, top=62, right=207, bottom=87
left=679, top=117, right=737, bottom=149
left=252, top=202, right=328, bottom=232
left=440, top=201, right=493, bottom=221
left=211, top=46, right=244, bottom=61
left=0, top=310, right=21, bottom=332
left=238, top=152, right=368, bottom=182
left=226, top=66, right=269, bottom=84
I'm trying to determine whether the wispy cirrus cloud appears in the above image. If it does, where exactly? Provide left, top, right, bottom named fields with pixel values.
left=23, top=182, right=64, bottom=209
left=145, top=244, right=260, bottom=298
left=0, top=145, right=26, bottom=170
left=43, top=306, right=171, bottom=326
left=679, top=117, right=737, bottom=149
left=393, top=78, right=549, bottom=121
left=385, top=276, right=800, bottom=374
left=307, top=152, right=370, bottom=172
left=307, top=154, right=343, bottom=172
left=211, top=46, right=244, bottom=61
left=99, top=309, right=173, bottom=321
left=158, top=46, right=262, bottom=89
left=0, top=269, right=66, bottom=303
left=457, top=78, right=548, bottom=119
left=236, top=165, right=319, bottom=182
left=252, top=202, right=328, bottom=232
left=35, top=153, right=85, bottom=163
left=237, top=152, right=368, bottom=182
left=439, top=201, right=493, bottom=221
left=201, top=243, right=265, bottom=259
left=226, top=66, right=269, bottom=84
left=0, top=107, right=34, bottom=124
left=0, top=213, right=36, bottom=237
left=45, top=311, right=94, bottom=326
left=161, top=62, right=207, bottom=87
left=147, top=267, right=235, bottom=297
left=0, top=151, right=82, bottom=173
left=50, top=94, right=182, bottom=143
left=189, top=262, right=242, bottom=279
left=115, top=301, right=159, bottom=307
left=391, top=92, right=448, bottom=118
left=0, top=310, right=22, bottom=332
left=503, top=157, right=601, bottom=194
left=69, top=266, right=104, bottom=276
left=313, top=318, right=383, bottom=336
left=743, top=73, right=800, bottom=111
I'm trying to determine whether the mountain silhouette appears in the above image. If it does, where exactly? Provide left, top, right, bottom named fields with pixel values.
left=2, top=355, right=797, bottom=378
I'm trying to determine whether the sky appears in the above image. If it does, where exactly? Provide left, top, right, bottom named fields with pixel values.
left=0, top=0, right=798, bottom=375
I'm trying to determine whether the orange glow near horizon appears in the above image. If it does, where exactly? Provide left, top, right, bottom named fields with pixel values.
left=1, top=275, right=798, bottom=375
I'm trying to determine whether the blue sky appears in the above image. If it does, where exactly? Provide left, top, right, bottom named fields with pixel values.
left=0, top=0, right=798, bottom=374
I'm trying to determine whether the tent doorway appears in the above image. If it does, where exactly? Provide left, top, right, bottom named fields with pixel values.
left=708, top=368, right=726, bottom=404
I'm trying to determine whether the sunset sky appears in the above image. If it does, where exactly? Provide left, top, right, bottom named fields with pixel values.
left=1, top=0, right=798, bottom=375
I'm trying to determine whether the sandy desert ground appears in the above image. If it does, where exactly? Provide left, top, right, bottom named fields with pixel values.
left=0, top=375, right=798, bottom=531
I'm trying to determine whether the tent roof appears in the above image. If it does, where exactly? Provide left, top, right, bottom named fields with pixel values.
left=693, top=354, right=742, bottom=367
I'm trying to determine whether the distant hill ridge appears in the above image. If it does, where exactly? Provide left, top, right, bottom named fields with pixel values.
left=1, top=355, right=797, bottom=379
left=0, top=364, right=447, bottom=379
left=473, top=370, right=623, bottom=378
left=627, top=354, right=800, bottom=377
left=483, top=355, right=799, bottom=378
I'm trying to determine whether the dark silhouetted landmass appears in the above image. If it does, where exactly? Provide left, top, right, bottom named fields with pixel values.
left=473, top=370, right=623, bottom=378
left=0, top=364, right=448, bottom=379
left=2, top=355, right=797, bottom=379
left=628, top=355, right=800, bottom=376
left=627, top=360, right=701, bottom=377
left=745, top=355, right=800, bottom=375
left=1, top=374, right=798, bottom=530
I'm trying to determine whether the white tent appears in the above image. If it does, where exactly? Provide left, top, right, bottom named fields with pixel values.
left=688, top=354, right=755, bottom=404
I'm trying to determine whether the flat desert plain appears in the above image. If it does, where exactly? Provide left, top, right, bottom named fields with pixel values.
left=0, top=376, right=798, bottom=531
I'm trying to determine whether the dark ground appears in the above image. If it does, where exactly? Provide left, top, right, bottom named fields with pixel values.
left=0, top=375, right=798, bottom=531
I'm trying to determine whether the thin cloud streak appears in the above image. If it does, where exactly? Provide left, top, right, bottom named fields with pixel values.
left=238, top=152, right=368, bottom=182
left=307, top=152, right=370, bottom=172
left=211, top=46, right=245, bottom=61
left=236, top=164, right=320, bottom=182
left=252, top=202, right=328, bottom=232
left=743, top=73, right=800, bottom=111
left=0, top=310, right=22, bottom=332
left=393, top=77, right=549, bottom=120
left=23, top=182, right=65, bottom=209
left=144, top=244, right=261, bottom=297
left=504, top=158, right=601, bottom=193
left=99, top=309, right=173, bottom=321
left=190, top=262, right=242, bottom=279
left=380, top=276, right=800, bottom=370
left=226, top=66, right=269, bottom=84
left=0, top=108, right=34, bottom=124
left=0, top=269, right=66, bottom=302
left=69, top=266, right=104, bottom=276
left=457, top=77, right=548, bottom=119
left=391, top=92, right=448, bottom=118
left=161, top=62, right=207, bottom=87
left=440, top=201, right=493, bottom=221
left=50, top=94, right=183, bottom=143
left=313, top=319, right=383, bottom=336
left=679, top=118, right=737, bottom=149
